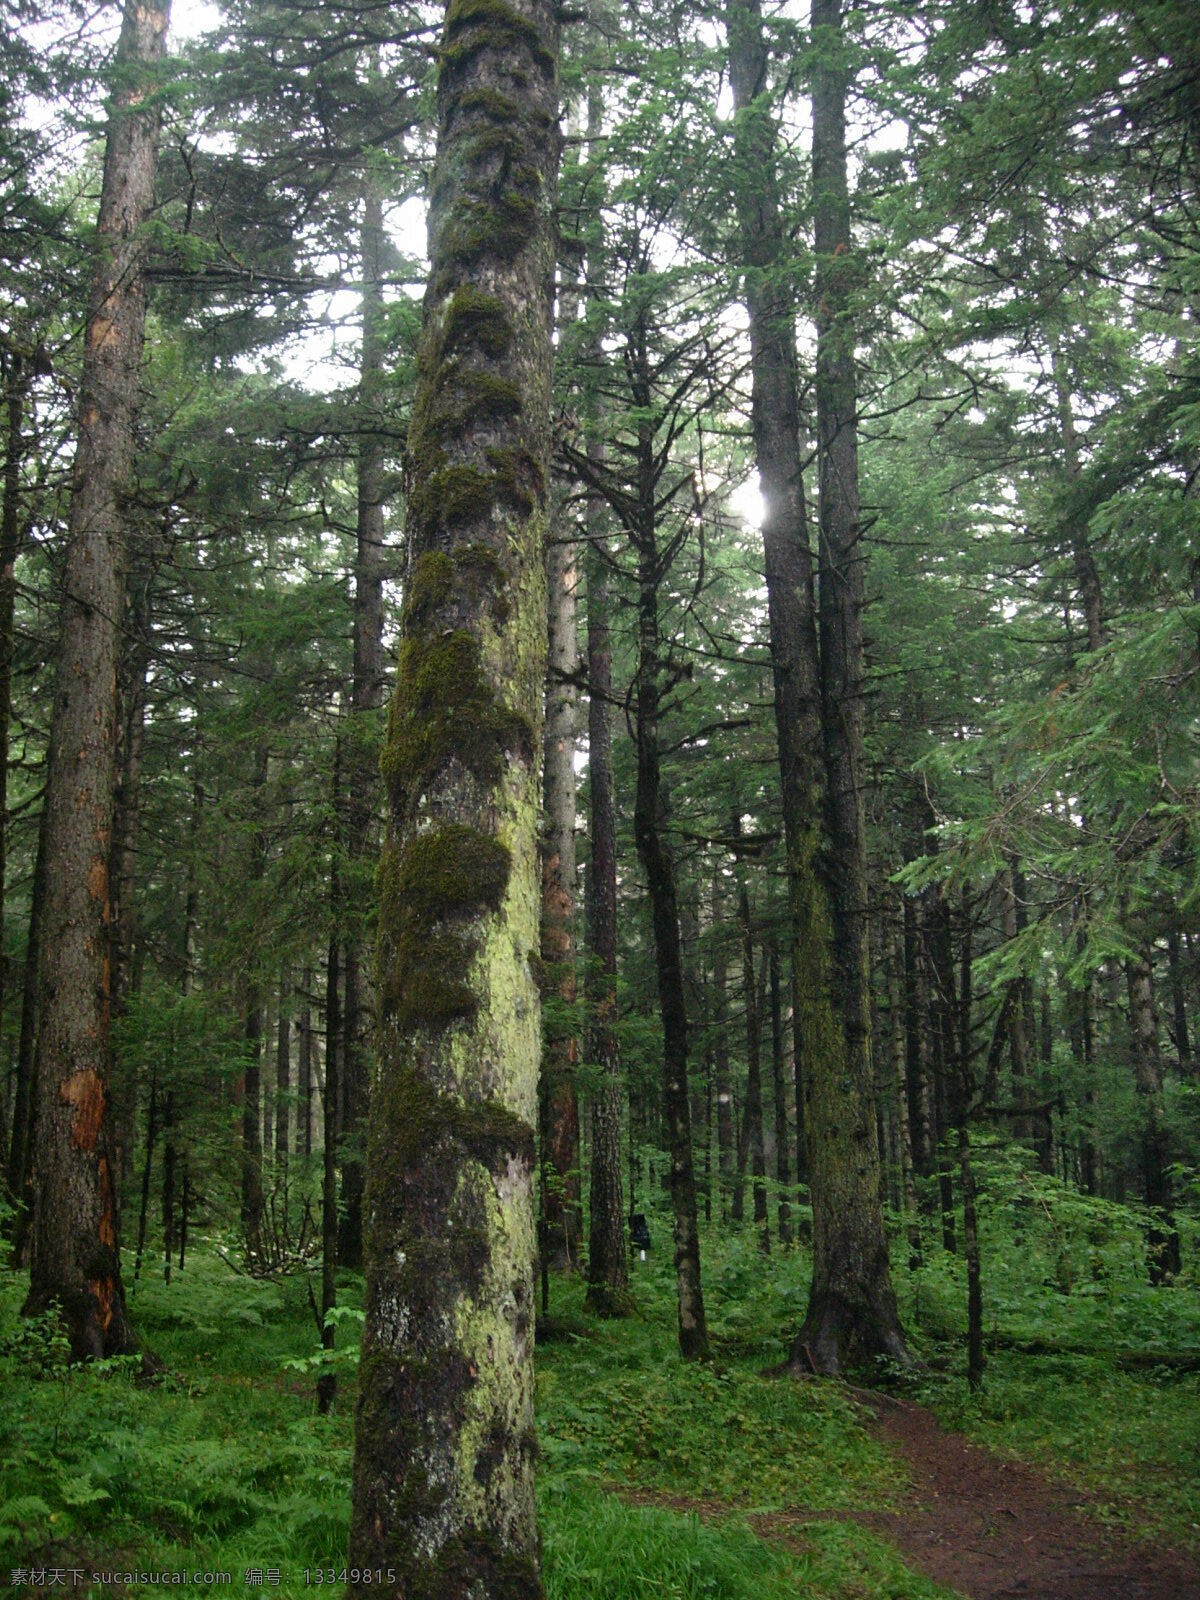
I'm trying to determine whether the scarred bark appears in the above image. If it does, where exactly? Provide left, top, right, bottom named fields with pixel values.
left=349, top=4, right=559, bottom=1591
left=23, top=0, right=170, bottom=1360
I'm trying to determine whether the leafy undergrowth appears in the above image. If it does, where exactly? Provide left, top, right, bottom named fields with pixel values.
left=891, top=1145, right=1200, bottom=1551
left=2, top=1165, right=1198, bottom=1597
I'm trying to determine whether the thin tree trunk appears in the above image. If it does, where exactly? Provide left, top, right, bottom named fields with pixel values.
left=23, top=0, right=170, bottom=1359
left=770, top=947, right=792, bottom=1244
left=733, top=833, right=768, bottom=1247
left=109, top=600, right=150, bottom=1216
left=299, top=968, right=313, bottom=1158
left=584, top=523, right=627, bottom=1316
left=318, top=934, right=340, bottom=1416
left=712, top=875, right=734, bottom=1217
left=539, top=493, right=581, bottom=1272
left=0, top=356, right=26, bottom=1111
left=5, top=793, right=47, bottom=1253
left=1125, top=948, right=1181, bottom=1282
left=133, top=1068, right=157, bottom=1280
left=630, top=323, right=710, bottom=1363
left=339, top=179, right=389, bottom=1273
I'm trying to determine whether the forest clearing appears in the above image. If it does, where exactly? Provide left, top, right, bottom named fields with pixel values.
left=2, top=0, right=1200, bottom=1595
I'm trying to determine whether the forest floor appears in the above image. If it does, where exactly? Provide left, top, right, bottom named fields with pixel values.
left=2, top=1165, right=1199, bottom=1598
left=620, top=1390, right=1200, bottom=1600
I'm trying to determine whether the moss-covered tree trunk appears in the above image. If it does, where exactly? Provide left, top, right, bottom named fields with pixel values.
left=348, top=2, right=559, bottom=1592
left=790, top=0, right=907, bottom=1374
left=22, top=0, right=169, bottom=1360
left=726, top=0, right=904, bottom=1373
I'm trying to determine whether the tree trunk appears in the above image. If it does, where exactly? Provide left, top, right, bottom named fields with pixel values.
left=583, top=523, right=627, bottom=1316
left=726, top=0, right=903, bottom=1371
left=630, top=324, right=710, bottom=1364
left=108, top=598, right=150, bottom=1216
left=790, top=0, right=907, bottom=1374
left=0, top=356, right=26, bottom=1114
left=734, top=833, right=768, bottom=1247
left=348, top=5, right=559, bottom=1589
left=23, top=0, right=170, bottom=1360
left=299, top=968, right=313, bottom=1158
left=539, top=493, right=581, bottom=1272
left=1125, top=948, right=1181, bottom=1282
left=769, top=947, right=792, bottom=1244
left=318, top=934, right=340, bottom=1416
left=5, top=794, right=47, bottom=1252
left=339, top=180, right=389, bottom=1274
left=712, top=875, right=734, bottom=1217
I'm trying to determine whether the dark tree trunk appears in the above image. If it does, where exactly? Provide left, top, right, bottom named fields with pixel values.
left=712, top=875, right=734, bottom=1217
left=733, top=836, right=768, bottom=1247
left=275, top=967, right=291, bottom=1166
left=242, top=989, right=265, bottom=1265
left=339, top=182, right=389, bottom=1274
left=108, top=601, right=150, bottom=1216
left=885, top=896, right=920, bottom=1265
left=769, top=948, right=792, bottom=1245
left=299, top=969, right=314, bottom=1158
left=1125, top=948, right=1181, bottom=1282
left=0, top=356, right=26, bottom=1112
left=133, top=1069, right=157, bottom=1281
left=348, top=5, right=559, bottom=1589
left=727, top=0, right=904, bottom=1372
left=584, top=525, right=627, bottom=1317
left=23, top=0, right=170, bottom=1360
left=318, top=934, right=340, bottom=1416
left=790, top=0, right=907, bottom=1374
left=5, top=795, right=47, bottom=1253
left=161, top=1092, right=176, bottom=1284
left=539, top=489, right=581, bottom=1273
left=630, top=324, right=710, bottom=1364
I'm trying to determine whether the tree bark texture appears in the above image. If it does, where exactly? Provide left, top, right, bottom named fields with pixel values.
left=791, top=0, right=907, bottom=1373
left=1125, top=948, right=1182, bottom=1282
left=23, top=0, right=169, bottom=1360
left=340, top=180, right=390, bottom=1273
left=584, top=529, right=627, bottom=1315
left=539, top=498, right=581, bottom=1271
left=769, top=947, right=792, bottom=1244
left=630, top=322, right=710, bottom=1364
left=349, top=5, right=559, bottom=1592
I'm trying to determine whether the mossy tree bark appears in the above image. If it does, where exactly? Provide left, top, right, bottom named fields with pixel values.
left=726, top=0, right=905, bottom=1372
left=348, top=2, right=559, bottom=1593
left=789, top=0, right=907, bottom=1374
left=22, top=0, right=169, bottom=1360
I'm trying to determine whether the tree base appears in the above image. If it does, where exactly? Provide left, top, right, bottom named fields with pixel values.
left=786, top=1288, right=912, bottom=1378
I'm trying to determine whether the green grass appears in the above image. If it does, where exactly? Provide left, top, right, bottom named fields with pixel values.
left=2, top=1167, right=1198, bottom=1597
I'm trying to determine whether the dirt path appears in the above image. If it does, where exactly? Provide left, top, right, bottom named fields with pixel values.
left=622, top=1395, right=1200, bottom=1600
left=857, top=1393, right=1199, bottom=1599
